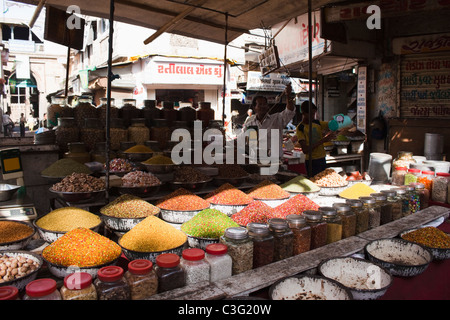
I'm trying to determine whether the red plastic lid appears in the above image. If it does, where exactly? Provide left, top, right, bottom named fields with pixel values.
left=128, top=259, right=153, bottom=275
left=408, top=168, right=420, bottom=173
left=64, top=272, right=92, bottom=290
left=0, top=286, right=19, bottom=300
left=436, top=172, right=450, bottom=177
left=205, top=243, right=228, bottom=255
left=25, top=279, right=57, bottom=297
left=182, top=248, right=205, bottom=261
left=97, top=266, right=124, bottom=282
left=421, top=170, right=435, bottom=175
left=395, top=167, right=408, bottom=171
left=156, top=253, right=180, bottom=268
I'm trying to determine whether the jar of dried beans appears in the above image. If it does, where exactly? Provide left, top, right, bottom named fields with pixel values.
left=128, top=118, right=150, bottom=145
left=180, top=248, right=210, bottom=285
left=320, top=207, right=342, bottom=244
left=391, top=167, right=407, bottom=185
left=120, top=99, right=141, bottom=128
left=97, top=97, right=119, bottom=125
left=109, top=118, right=128, bottom=151
left=370, top=193, right=392, bottom=225
left=125, top=259, right=158, bottom=300
left=345, top=199, right=369, bottom=234
left=204, top=243, right=232, bottom=282
left=95, top=266, right=131, bottom=300
left=268, top=218, right=294, bottom=261
left=411, top=182, right=429, bottom=210
left=55, top=117, right=79, bottom=154
left=394, top=187, right=411, bottom=217
left=286, top=214, right=311, bottom=255
left=81, top=118, right=105, bottom=152
left=61, top=272, right=97, bottom=300
left=303, top=210, right=327, bottom=249
left=359, top=197, right=380, bottom=229
left=220, top=227, right=253, bottom=275
left=74, top=95, right=98, bottom=128
left=432, top=172, right=450, bottom=203
left=382, top=189, right=403, bottom=221
left=247, top=222, right=274, bottom=268
left=333, top=203, right=356, bottom=239
left=154, top=253, right=185, bottom=293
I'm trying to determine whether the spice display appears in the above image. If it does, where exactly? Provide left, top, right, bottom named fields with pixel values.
left=128, top=119, right=150, bottom=145
left=247, top=222, right=274, bottom=268
left=180, top=248, right=210, bottom=285
left=404, top=168, right=420, bottom=185
left=204, top=243, right=232, bottom=282
left=391, top=167, right=407, bottom=185
left=41, top=158, right=92, bottom=177
left=55, top=117, right=80, bottom=153
left=119, top=216, right=187, bottom=252
left=23, top=279, right=62, bottom=300
left=405, top=185, right=420, bottom=213
left=124, top=144, right=153, bottom=153
left=338, top=182, right=376, bottom=199
left=0, top=253, right=40, bottom=283
left=303, top=210, right=327, bottom=249
left=0, top=221, right=34, bottom=244
left=370, top=193, right=392, bottom=225
left=101, top=194, right=160, bottom=218
left=95, top=266, right=131, bottom=300
left=181, top=209, right=239, bottom=238
left=271, top=194, right=320, bottom=218
left=205, top=183, right=254, bottom=205
left=231, top=201, right=275, bottom=226
left=345, top=199, right=369, bottom=234
left=268, top=218, right=293, bottom=261
left=155, top=253, right=185, bottom=293
left=247, top=180, right=290, bottom=200
left=142, top=154, right=174, bottom=165
left=286, top=215, right=311, bottom=255
left=333, top=204, right=356, bottom=239
left=60, top=272, right=97, bottom=300
left=381, top=190, right=403, bottom=221
left=157, top=188, right=210, bottom=211
left=411, top=183, right=429, bottom=209
left=36, top=207, right=101, bottom=232
left=51, top=173, right=106, bottom=192
left=174, top=166, right=210, bottom=183
left=280, top=175, right=320, bottom=193
left=359, top=197, right=380, bottom=229
left=432, top=172, right=450, bottom=203
left=401, top=226, right=450, bottom=249
left=320, top=207, right=342, bottom=244
left=107, top=158, right=135, bottom=173
left=124, top=259, right=158, bottom=300
left=42, top=228, right=121, bottom=267
left=215, top=164, right=249, bottom=178
left=220, top=227, right=253, bottom=275
left=121, top=171, right=161, bottom=187
left=310, top=168, right=348, bottom=187
left=418, top=171, right=434, bottom=192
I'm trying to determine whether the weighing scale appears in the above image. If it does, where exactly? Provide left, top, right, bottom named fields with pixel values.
left=0, top=148, right=37, bottom=221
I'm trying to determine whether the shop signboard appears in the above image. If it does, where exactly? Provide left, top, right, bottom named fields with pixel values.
left=393, top=33, right=450, bottom=55
left=357, top=66, right=367, bottom=133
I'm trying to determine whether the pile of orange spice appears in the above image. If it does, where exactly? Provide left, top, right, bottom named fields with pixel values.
left=401, top=226, right=450, bottom=249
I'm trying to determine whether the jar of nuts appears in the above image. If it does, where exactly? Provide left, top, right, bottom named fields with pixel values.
left=81, top=118, right=105, bottom=151
left=97, top=97, right=119, bottom=126
left=128, top=118, right=150, bottom=145
left=109, top=118, right=128, bottom=151
left=55, top=117, right=80, bottom=154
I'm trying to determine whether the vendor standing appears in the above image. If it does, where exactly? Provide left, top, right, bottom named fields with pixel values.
left=241, top=83, right=296, bottom=159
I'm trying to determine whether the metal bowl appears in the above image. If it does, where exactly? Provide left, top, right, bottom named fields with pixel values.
left=364, top=238, right=433, bottom=277
left=110, top=183, right=162, bottom=198
left=141, top=163, right=175, bottom=174
left=287, top=189, right=321, bottom=199
left=318, top=183, right=349, bottom=196
left=49, top=188, right=106, bottom=203
left=33, top=218, right=102, bottom=244
left=123, top=152, right=154, bottom=162
left=169, top=178, right=212, bottom=192
left=212, top=175, right=250, bottom=187
left=0, top=184, right=20, bottom=202
left=269, top=274, right=353, bottom=300
left=100, top=214, right=151, bottom=232
left=318, top=256, right=393, bottom=300
left=158, top=208, right=204, bottom=224
left=399, top=227, right=450, bottom=260
left=345, top=179, right=373, bottom=187
left=186, top=235, right=219, bottom=250
left=0, top=221, right=36, bottom=250
left=40, top=175, right=65, bottom=184
left=119, top=239, right=188, bottom=263
left=0, top=250, right=43, bottom=291
left=253, top=196, right=290, bottom=208
left=209, top=203, right=250, bottom=217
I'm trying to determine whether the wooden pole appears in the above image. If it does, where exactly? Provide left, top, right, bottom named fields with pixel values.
left=308, top=0, right=313, bottom=176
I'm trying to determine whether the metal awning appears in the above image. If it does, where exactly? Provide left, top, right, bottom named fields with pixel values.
left=16, top=0, right=340, bottom=45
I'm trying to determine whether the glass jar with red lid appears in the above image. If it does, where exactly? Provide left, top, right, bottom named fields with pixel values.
left=0, top=286, right=20, bottom=300
left=180, top=248, right=210, bottom=285
left=95, top=266, right=131, bottom=300
left=125, top=259, right=158, bottom=300
left=418, top=170, right=434, bottom=192
left=204, top=243, right=232, bottom=282
left=391, top=167, right=407, bottom=185
left=61, top=272, right=97, bottom=300
left=404, top=168, right=420, bottom=185
left=23, top=278, right=62, bottom=300
left=155, top=253, right=185, bottom=293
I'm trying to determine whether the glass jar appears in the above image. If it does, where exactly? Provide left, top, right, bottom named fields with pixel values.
left=345, top=199, right=369, bottom=234
left=247, top=222, right=274, bottom=268
left=61, top=272, right=97, bottom=300
left=320, top=207, right=342, bottom=244
left=303, top=210, right=327, bottom=249
left=161, top=101, right=178, bottom=127
left=97, top=97, right=119, bottom=126
left=180, top=248, right=210, bottom=285
left=120, top=99, right=141, bottom=128
left=128, top=118, right=150, bottom=145
left=393, top=151, right=416, bottom=169
left=47, top=95, right=66, bottom=128
left=220, top=227, right=253, bottom=275
left=64, top=142, right=90, bottom=164
left=359, top=197, right=380, bottom=229
left=81, top=118, right=105, bottom=151
left=404, top=168, right=420, bottom=185
left=394, top=187, right=411, bottom=217
left=155, top=253, right=185, bottom=293
left=268, top=218, right=294, bottom=261
left=411, top=182, right=429, bottom=210
left=391, top=167, right=407, bottom=185
left=74, top=95, right=98, bottom=128
left=332, top=203, right=356, bottom=239
left=370, top=193, right=392, bottom=225
left=125, top=259, right=158, bottom=300
left=204, top=243, right=232, bottom=282
left=382, top=190, right=403, bottom=221
left=286, top=214, right=311, bottom=255
left=95, top=266, right=131, bottom=300
left=150, top=119, right=171, bottom=150
left=196, top=102, right=215, bottom=128
left=109, top=118, right=128, bottom=151
left=405, top=185, right=420, bottom=213
left=142, top=100, right=161, bottom=128
left=0, top=286, right=20, bottom=300
left=432, top=172, right=450, bottom=203
left=55, top=117, right=80, bottom=154
left=418, top=170, right=434, bottom=193
left=23, top=279, right=62, bottom=300
left=178, top=105, right=197, bottom=127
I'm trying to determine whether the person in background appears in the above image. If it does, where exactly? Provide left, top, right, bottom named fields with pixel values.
left=2, top=111, right=13, bottom=137
left=293, top=101, right=336, bottom=177
left=40, top=113, right=48, bottom=128
left=20, top=113, right=26, bottom=137
left=27, top=113, right=35, bottom=131
left=243, top=108, right=253, bottom=126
